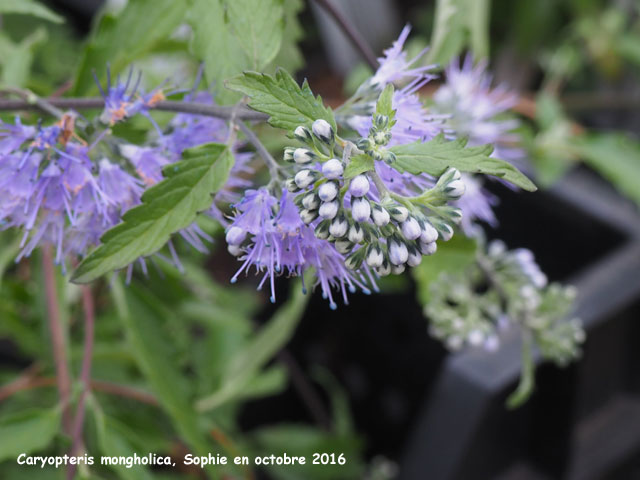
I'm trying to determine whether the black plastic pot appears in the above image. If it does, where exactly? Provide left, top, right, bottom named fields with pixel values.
left=399, top=167, right=640, bottom=480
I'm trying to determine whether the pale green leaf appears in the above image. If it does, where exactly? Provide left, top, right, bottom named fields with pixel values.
left=0, top=28, right=47, bottom=87
left=0, top=0, right=63, bottom=23
left=0, top=409, right=60, bottom=462
left=390, top=135, right=537, bottom=191
left=73, top=0, right=185, bottom=95
left=71, top=144, right=233, bottom=284
left=111, top=280, right=217, bottom=475
left=375, top=84, right=395, bottom=117
left=269, top=0, right=305, bottom=73
left=344, top=154, right=374, bottom=180
left=226, top=69, right=336, bottom=132
left=573, top=132, right=640, bottom=207
left=197, top=280, right=310, bottom=411
left=507, top=333, right=535, bottom=408
left=427, top=0, right=490, bottom=65
left=226, top=0, right=284, bottom=70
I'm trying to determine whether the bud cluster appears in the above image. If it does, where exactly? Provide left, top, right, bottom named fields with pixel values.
left=283, top=121, right=466, bottom=278
left=355, top=113, right=397, bottom=164
left=425, top=241, right=584, bottom=361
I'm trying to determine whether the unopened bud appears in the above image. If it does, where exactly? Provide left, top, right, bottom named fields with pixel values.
left=319, top=200, right=339, bottom=219
left=388, top=239, right=408, bottom=266
left=294, top=169, right=317, bottom=189
left=293, top=148, right=315, bottom=165
left=312, top=119, right=334, bottom=144
left=300, top=209, right=318, bottom=224
left=294, top=125, right=312, bottom=143
left=348, top=223, right=364, bottom=244
left=225, top=226, right=246, bottom=246
left=322, top=158, right=344, bottom=179
left=318, top=181, right=339, bottom=202
left=349, top=174, right=370, bottom=197
left=366, top=244, right=384, bottom=268
left=329, top=215, right=348, bottom=238
left=401, top=216, right=421, bottom=240
left=302, top=192, right=320, bottom=210
left=371, top=204, right=390, bottom=226
left=388, top=205, right=409, bottom=223
left=351, top=197, right=371, bottom=222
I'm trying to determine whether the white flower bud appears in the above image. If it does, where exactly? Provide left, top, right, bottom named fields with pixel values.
left=420, top=222, right=438, bottom=244
left=468, top=329, right=484, bottom=347
left=389, top=205, right=409, bottom=222
left=293, top=148, right=315, bottom=165
left=345, top=252, right=362, bottom=270
left=366, top=245, right=384, bottom=268
left=388, top=240, right=408, bottom=266
left=348, top=224, right=364, bottom=244
left=407, top=249, right=422, bottom=267
left=438, top=223, right=454, bottom=241
left=322, top=158, right=344, bottom=179
left=227, top=244, right=243, bottom=257
left=376, top=261, right=391, bottom=277
left=119, top=144, right=139, bottom=159
left=319, top=200, right=339, bottom=219
left=419, top=241, right=437, bottom=256
left=225, top=226, right=246, bottom=246
left=294, top=126, right=312, bottom=143
left=329, top=216, right=348, bottom=238
left=312, top=119, right=334, bottom=144
left=302, top=192, right=320, bottom=210
left=318, top=181, right=338, bottom=202
left=283, top=147, right=295, bottom=162
left=391, top=264, right=405, bottom=275
left=349, top=174, right=370, bottom=197
left=444, top=179, right=466, bottom=200
left=371, top=205, right=390, bottom=226
left=315, top=221, right=330, bottom=239
left=294, top=169, right=315, bottom=189
left=300, top=209, right=318, bottom=224
left=401, top=217, right=421, bottom=240
left=351, top=197, right=371, bottom=222
left=335, top=239, right=353, bottom=254
left=286, top=178, right=300, bottom=192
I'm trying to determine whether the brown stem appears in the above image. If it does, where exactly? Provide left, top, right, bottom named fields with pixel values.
left=67, top=286, right=96, bottom=480
left=311, top=0, right=379, bottom=70
left=42, top=247, right=73, bottom=434
left=0, top=97, right=267, bottom=121
left=278, top=350, right=332, bottom=431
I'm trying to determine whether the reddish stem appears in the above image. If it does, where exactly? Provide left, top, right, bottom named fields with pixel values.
left=42, top=247, right=73, bottom=434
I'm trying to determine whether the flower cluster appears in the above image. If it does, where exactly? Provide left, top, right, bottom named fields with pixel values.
left=280, top=119, right=463, bottom=281
left=425, top=240, right=584, bottom=360
left=0, top=75, right=249, bottom=273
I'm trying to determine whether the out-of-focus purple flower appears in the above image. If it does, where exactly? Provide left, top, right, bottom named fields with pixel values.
left=369, top=25, right=435, bottom=88
left=453, top=174, right=498, bottom=235
left=228, top=188, right=371, bottom=308
left=433, top=56, right=524, bottom=163
left=0, top=117, right=36, bottom=155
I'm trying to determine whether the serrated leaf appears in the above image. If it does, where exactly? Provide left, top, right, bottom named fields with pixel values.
left=344, top=154, right=374, bottom=180
left=71, top=144, right=233, bottom=284
left=226, top=0, right=283, bottom=70
left=72, top=0, right=185, bottom=95
left=226, top=69, right=336, bottom=132
left=0, top=0, right=63, bottom=23
left=0, top=408, right=60, bottom=462
left=390, top=134, right=537, bottom=191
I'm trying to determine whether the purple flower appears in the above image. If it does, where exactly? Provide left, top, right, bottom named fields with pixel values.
left=369, top=25, right=435, bottom=88
left=228, top=188, right=372, bottom=308
left=433, top=56, right=524, bottom=163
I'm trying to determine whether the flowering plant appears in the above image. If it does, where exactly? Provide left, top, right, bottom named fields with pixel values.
left=0, top=0, right=616, bottom=478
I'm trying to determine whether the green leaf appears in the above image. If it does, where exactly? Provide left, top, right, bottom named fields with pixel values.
left=375, top=84, right=395, bottom=117
left=0, top=0, right=63, bottom=23
left=226, top=0, right=283, bottom=70
left=269, top=0, right=305, bottom=73
left=343, top=154, right=374, bottom=180
left=91, top=402, right=154, bottom=480
left=390, top=134, right=537, bottom=191
left=72, top=0, right=185, bottom=95
left=427, top=0, right=490, bottom=65
left=188, top=0, right=284, bottom=104
left=572, top=132, right=640, bottom=207
left=0, top=28, right=47, bottom=87
left=111, top=280, right=217, bottom=476
left=0, top=408, right=60, bottom=462
left=196, top=280, right=310, bottom=411
left=226, top=69, right=336, bottom=132
left=412, top=235, right=477, bottom=304
left=71, top=144, right=233, bottom=284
